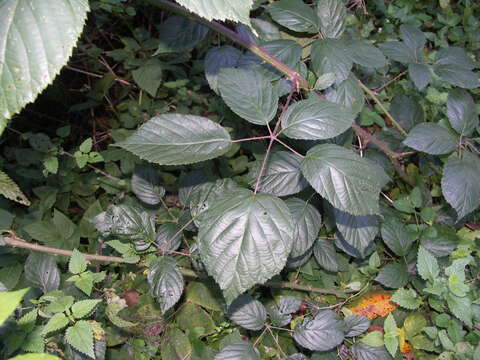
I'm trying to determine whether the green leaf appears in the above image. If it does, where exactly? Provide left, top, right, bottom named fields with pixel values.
left=383, top=313, right=398, bottom=357
left=218, top=68, right=278, bottom=125
left=335, top=209, right=378, bottom=258
left=115, top=114, right=231, bottom=165
left=160, top=328, right=192, bottom=360
left=390, top=95, right=424, bottom=132
left=441, top=152, right=480, bottom=219
left=155, top=16, right=209, bottom=54
left=301, top=144, right=389, bottom=215
left=198, top=190, right=293, bottom=304
left=417, top=246, right=439, bottom=283
left=326, top=74, right=364, bottom=114
left=65, top=320, right=95, bottom=359
left=131, top=165, right=165, bottom=205
left=286, top=198, right=322, bottom=266
left=176, top=302, right=216, bottom=335
left=400, top=24, right=426, bottom=60
left=8, top=354, right=61, bottom=360
left=447, top=89, right=478, bottom=137
left=132, top=59, right=163, bottom=97
left=45, top=295, right=74, bottom=314
left=375, top=262, right=409, bottom=289
left=0, top=0, right=89, bottom=135
left=280, top=98, right=355, bottom=140
left=0, top=170, right=30, bottom=205
left=42, top=313, right=69, bottom=335
left=379, top=41, right=415, bottom=64
left=147, top=256, right=184, bottom=314
left=268, top=0, right=318, bottom=33
left=311, top=39, right=352, bottom=83
left=69, top=249, right=87, bottom=275
left=345, top=40, right=387, bottom=69
left=392, top=288, right=422, bottom=309
left=156, top=222, right=183, bottom=253
left=445, top=292, right=472, bottom=326
left=176, top=0, right=253, bottom=26
left=185, top=280, right=223, bottom=311
left=204, top=46, right=242, bottom=93
left=434, top=47, right=479, bottom=89
left=71, top=299, right=102, bottom=319
left=25, top=253, right=60, bottom=293
left=215, top=341, right=260, bottom=360
left=293, top=310, right=345, bottom=351
left=344, top=316, right=371, bottom=337
left=408, top=63, right=431, bottom=90
left=0, top=288, right=29, bottom=326
left=313, top=238, right=338, bottom=272
left=227, top=295, right=267, bottom=331
left=381, top=217, right=415, bottom=256
left=248, top=151, right=308, bottom=197
left=316, top=0, right=346, bottom=39
left=403, top=123, right=458, bottom=155
left=314, top=73, right=336, bottom=90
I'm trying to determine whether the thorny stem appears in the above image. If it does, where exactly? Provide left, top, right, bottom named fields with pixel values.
left=2, top=233, right=351, bottom=296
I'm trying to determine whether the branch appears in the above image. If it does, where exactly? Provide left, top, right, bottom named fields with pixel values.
left=2, top=234, right=351, bottom=296
left=145, top=0, right=308, bottom=90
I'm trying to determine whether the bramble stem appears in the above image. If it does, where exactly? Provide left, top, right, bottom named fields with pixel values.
left=274, top=138, right=304, bottom=158
left=231, top=135, right=271, bottom=143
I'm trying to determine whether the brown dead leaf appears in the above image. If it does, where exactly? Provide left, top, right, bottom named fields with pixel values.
left=349, top=293, right=398, bottom=319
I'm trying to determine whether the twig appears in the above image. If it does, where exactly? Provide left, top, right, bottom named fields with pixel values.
left=231, top=135, right=271, bottom=143
left=65, top=66, right=131, bottom=86
left=373, top=70, right=408, bottom=93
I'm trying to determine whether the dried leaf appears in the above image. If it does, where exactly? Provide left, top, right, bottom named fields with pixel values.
left=349, top=293, right=398, bottom=319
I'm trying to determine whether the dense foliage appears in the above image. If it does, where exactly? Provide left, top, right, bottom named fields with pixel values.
left=1, top=0, right=480, bottom=359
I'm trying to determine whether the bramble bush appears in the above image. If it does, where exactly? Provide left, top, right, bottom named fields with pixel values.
left=0, top=0, right=480, bottom=359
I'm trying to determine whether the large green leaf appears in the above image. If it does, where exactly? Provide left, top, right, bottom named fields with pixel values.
left=311, top=39, right=352, bottom=83
left=286, top=198, right=322, bottom=266
left=24, top=253, right=60, bottom=293
left=176, top=0, right=253, bottom=26
left=0, top=170, right=30, bottom=205
left=218, top=68, right=278, bottom=125
left=293, top=310, right=345, bottom=351
left=408, top=63, right=431, bottom=90
left=248, top=151, right=308, bottom=197
left=147, top=256, right=184, bottom=314
left=0, top=0, right=89, bottom=135
left=115, top=114, right=231, bottom=165
left=204, top=46, right=242, bottom=93
left=313, top=238, right=338, bottom=272
left=301, top=144, right=390, bottom=215
left=0, top=288, right=29, bottom=326
left=198, top=190, right=293, bottom=303
left=447, top=89, right=478, bottom=137
left=268, top=0, right=318, bottom=33
left=280, top=98, right=355, bottom=140
left=155, top=16, right=209, bottom=54
left=227, top=295, right=267, bottom=331
left=434, top=47, right=479, bottom=89
left=381, top=217, right=414, bottom=257
left=215, top=341, right=260, bottom=360
left=326, top=75, right=364, bottom=115
left=316, top=0, right=346, bottom=39
left=441, top=152, right=480, bottom=219
left=345, top=40, right=387, bottom=69
left=131, top=166, right=165, bottom=205
left=403, top=123, right=458, bottom=155
left=375, top=262, right=409, bottom=289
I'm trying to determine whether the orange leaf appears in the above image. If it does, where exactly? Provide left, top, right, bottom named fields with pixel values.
left=349, top=293, right=398, bottom=319
left=397, top=328, right=413, bottom=354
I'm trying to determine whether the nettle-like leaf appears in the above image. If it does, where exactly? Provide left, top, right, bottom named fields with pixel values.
left=71, top=299, right=102, bottom=319
left=0, top=0, right=89, bottom=136
left=280, top=98, right=355, bottom=140
left=447, top=89, right=478, bottom=137
left=316, top=0, right=347, bottom=39
left=403, top=123, right=458, bottom=155
left=176, top=0, right=254, bottom=27
left=248, top=151, right=308, bottom=197
left=0, top=170, right=30, bottom=205
left=42, top=313, right=69, bottom=335
left=115, top=114, right=231, bottom=165
left=442, top=152, right=480, bottom=219
left=301, top=144, right=390, bottom=216
left=204, top=45, right=242, bottom=93
left=267, top=0, right=318, bottom=33
left=147, top=256, right=184, bottom=314
left=214, top=341, right=260, bottom=360
left=218, top=68, right=278, bottom=125
left=25, top=253, right=60, bottom=293
left=293, top=310, right=345, bottom=352
left=131, top=166, right=165, bottom=205
left=69, top=249, right=88, bottom=275
left=65, top=320, right=95, bottom=359
left=392, top=288, right=421, bottom=310
left=198, top=190, right=293, bottom=304
left=227, top=295, right=267, bottom=331
left=417, top=246, right=439, bottom=283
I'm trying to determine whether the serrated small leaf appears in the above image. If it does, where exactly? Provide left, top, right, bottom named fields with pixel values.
left=293, top=310, right=345, bottom=351
left=218, top=68, right=278, bottom=125
left=227, top=295, right=267, bottom=331
left=65, top=320, right=95, bottom=358
left=344, top=316, right=371, bottom=337
left=42, top=313, right=69, bottom=335
left=280, top=98, right=355, bottom=140
left=0, top=170, right=30, bottom=205
left=442, top=152, right=480, bottom=219
left=115, top=114, right=231, bottom=165
left=392, top=288, right=421, bottom=310
left=278, top=296, right=302, bottom=314
left=131, top=59, right=163, bottom=97
left=204, top=46, right=242, bottom=93
left=445, top=292, right=472, bottom=326
left=268, top=0, right=318, bottom=33
left=131, top=166, right=165, bottom=205
left=316, top=0, right=346, bottom=39
left=71, top=299, right=101, bottom=319
left=417, top=246, right=439, bottom=282
left=176, top=0, right=253, bottom=26
left=214, top=341, right=260, bottom=360
left=403, top=123, right=458, bottom=155
left=380, top=217, right=415, bottom=257
left=434, top=47, right=479, bottom=89
left=383, top=314, right=398, bottom=357
left=69, top=249, right=87, bottom=275
left=313, top=238, right=338, bottom=272
left=447, top=88, right=478, bottom=137
left=399, top=24, right=425, bottom=60
left=198, top=190, right=293, bottom=304
left=301, top=144, right=390, bottom=215
left=25, top=253, right=60, bottom=293
left=147, top=256, right=184, bottom=314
